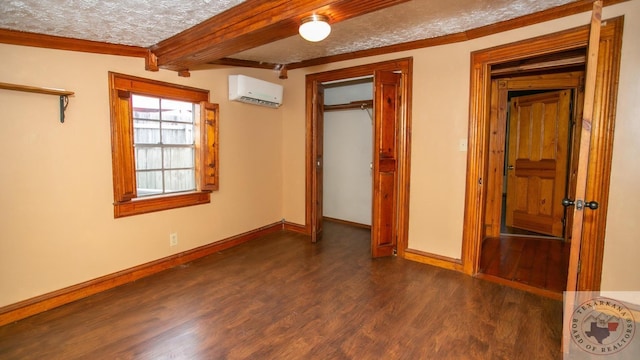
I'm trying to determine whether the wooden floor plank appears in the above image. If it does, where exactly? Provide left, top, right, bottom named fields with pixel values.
left=0, top=222, right=563, bottom=359
left=480, top=235, right=569, bottom=296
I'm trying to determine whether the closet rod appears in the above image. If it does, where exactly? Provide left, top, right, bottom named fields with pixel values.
left=0, top=82, right=74, bottom=123
left=323, top=100, right=372, bottom=112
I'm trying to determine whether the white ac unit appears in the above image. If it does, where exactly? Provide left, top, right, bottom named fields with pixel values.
left=228, top=75, right=283, bottom=108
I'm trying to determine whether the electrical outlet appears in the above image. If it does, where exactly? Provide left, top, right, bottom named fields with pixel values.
left=169, top=233, right=178, bottom=247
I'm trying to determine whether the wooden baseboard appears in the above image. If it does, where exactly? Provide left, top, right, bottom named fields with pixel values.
left=323, top=216, right=371, bottom=229
left=403, top=248, right=464, bottom=272
left=283, top=221, right=308, bottom=234
left=0, top=222, right=284, bottom=326
left=475, top=273, right=563, bottom=301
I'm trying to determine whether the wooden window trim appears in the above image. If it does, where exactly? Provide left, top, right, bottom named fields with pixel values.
left=114, top=192, right=211, bottom=218
left=108, top=72, right=218, bottom=218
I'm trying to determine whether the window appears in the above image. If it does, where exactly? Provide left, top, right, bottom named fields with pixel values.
left=133, top=95, right=196, bottom=196
left=109, top=72, right=218, bottom=217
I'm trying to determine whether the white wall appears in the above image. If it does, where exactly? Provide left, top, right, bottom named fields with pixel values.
left=323, top=82, right=373, bottom=225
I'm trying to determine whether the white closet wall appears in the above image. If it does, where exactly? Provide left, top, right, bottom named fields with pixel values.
left=323, top=81, right=373, bottom=226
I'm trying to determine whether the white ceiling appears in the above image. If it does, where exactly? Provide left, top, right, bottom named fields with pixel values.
left=0, top=0, right=577, bottom=65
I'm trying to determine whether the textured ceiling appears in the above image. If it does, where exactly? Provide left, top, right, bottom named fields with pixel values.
left=0, top=0, right=577, bottom=65
left=0, top=0, right=247, bottom=47
left=231, top=0, right=575, bottom=64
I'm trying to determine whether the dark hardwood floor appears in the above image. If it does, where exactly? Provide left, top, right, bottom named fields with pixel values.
left=0, top=222, right=563, bottom=359
left=479, top=236, right=570, bottom=297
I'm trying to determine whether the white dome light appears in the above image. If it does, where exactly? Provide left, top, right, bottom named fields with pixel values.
left=299, top=15, right=331, bottom=42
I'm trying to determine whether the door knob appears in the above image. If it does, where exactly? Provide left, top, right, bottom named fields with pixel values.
left=562, top=198, right=599, bottom=210
left=584, top=201, right=599, bottom=210
left=507, top=165, right=514, bottom=170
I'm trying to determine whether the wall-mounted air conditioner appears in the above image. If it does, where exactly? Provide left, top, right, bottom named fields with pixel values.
left=228, top=75, right=283, bottom=108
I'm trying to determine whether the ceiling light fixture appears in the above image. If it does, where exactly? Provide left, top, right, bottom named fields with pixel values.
left=299, top=14, right=331, bottom=42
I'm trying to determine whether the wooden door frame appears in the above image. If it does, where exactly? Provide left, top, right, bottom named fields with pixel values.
left=462, top=17, right=623, bottom=291
left=305, top=58, right=413, bottom=256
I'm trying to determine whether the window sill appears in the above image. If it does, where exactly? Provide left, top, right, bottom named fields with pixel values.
left=114, top=191, right=210, bottom=218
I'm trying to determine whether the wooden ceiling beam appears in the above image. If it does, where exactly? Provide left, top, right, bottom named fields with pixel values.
left=208, top=58, right=280, bottom=70
left=150, top=0, right=409, bottom=70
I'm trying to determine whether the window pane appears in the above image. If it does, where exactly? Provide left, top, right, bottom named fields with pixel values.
left=137, top=170, right=163, bottom=196
left=134, top=120, right=160, bottom=144
left=135, top=147, right=162, bottom=170
left=161, top=99, right=193, bottom=123
left=163, top=147, right=194, bottom=169
left=130, top=94, right=196, bottom=197
left=164, top=169, right=195, bottom=192
left=162, top=122, right=193, bottom=145
left=132, top=95, right=160, bottom=120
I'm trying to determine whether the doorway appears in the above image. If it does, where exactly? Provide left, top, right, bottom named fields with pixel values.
left=462, top=17, right=624, bottom=295
left=478, top=70, right=585, bottom=298
left=305, top=58, right=413, bottom=258
left=502, top=89, right=574, bottom=239
left=321, top=77, right=374, bottom=230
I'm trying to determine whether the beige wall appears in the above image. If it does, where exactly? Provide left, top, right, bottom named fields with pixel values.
left=599, top=1, right=640, bottom=292
left=0, top=45, right=285, bottom=307
left=1, top=1, right=638, bottom=308
left=281, top=1, right=640, bottom=290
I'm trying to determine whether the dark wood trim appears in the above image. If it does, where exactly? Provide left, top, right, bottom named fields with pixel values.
left=283, top=221, right=309, bottom=234
left=0, top=28, right=148, bottom=58
left=475, top=273, right=563, bottom=301
left=404, top=249, right=464, bottom=272
left=576, top=16, right=623, bottom=291
left=0, top=222, right=284, bottom=326
left=208, top=58, right=281, bottom=70
left=490, top=54, right=585, bottom=76
left=305, top=57, right=412, bottom=257
left=114, top=192, right=211, bottom=218
left=566, top=1, right=603, bottom=293
left=109, top=71, right=209, bottom=101
left=287, top=0, right=629, bottom=70
left=323, top=216, right=371, bottom=229
left=462, top=17, right=624, bottom=292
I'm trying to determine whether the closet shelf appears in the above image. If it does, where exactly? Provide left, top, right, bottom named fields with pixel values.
left=324, top=100, right=372, bottom=112
left=0, top=82, right=74, bottom=123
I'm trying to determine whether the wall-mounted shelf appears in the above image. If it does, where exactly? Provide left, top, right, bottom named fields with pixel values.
left=0, top=82, right=74, bottom=123
left=324, top=100, right=372, bottom=112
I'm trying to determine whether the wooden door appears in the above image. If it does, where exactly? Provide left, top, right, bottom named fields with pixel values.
left=311, top=84, right=325, bottom=243
left=505, top=90, right=571, bottom=237
left=371, top=70, right=401, bottom=257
